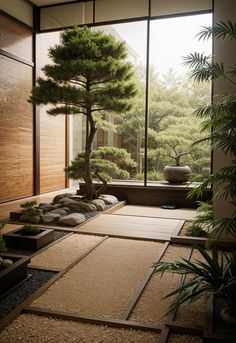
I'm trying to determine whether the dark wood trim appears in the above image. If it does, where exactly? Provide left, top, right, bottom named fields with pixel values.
left=65, top=115, right=70, bottom=188
left=165, top=320, right=202, bottom=336
left=23, top=0, right=36, bottom=6
left=0, top=9, right=33, bottom=32
left=33, top=5, right=40, bottom=195
left=120, top=241, right=169, bottom=320
left=93, top=0, right=95, bottom=24
left=38, top=8, right=213, bottom=33
left=23, top=306, right=162, bottom=332
left=0, top=49, right=34, bottom=67
left=170, top=236, right=236, bottom=251
left=78, top=183, right=212, bottom=208
left=28, top=265, right=61, bottom=272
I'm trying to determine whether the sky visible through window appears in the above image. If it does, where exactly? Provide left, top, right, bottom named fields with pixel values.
left=112, top=13, right=212, bottom=76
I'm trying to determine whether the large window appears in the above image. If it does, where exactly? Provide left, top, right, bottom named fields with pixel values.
left=40, top=12, right=212, bottom=187
left=147, top=13, right=212, bottom=183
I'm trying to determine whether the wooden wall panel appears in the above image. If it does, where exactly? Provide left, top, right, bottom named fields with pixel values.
left=40, top=109, right=66, bottom=193
left=0, top=55, right=33, bottom=202
left=0, top=15, right=33, bottom=62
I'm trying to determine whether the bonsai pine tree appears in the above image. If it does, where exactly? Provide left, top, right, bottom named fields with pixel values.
left=29, top=27, right=136, bottom=200
left=66, top=147, right=137, bottom=189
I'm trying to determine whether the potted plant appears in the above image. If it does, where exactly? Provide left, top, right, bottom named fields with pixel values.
left=0, top=221, right=30, bottom=295
left=161, top=141, right=192, bottom=183
left=29, top=26, right=136, bottom=200
left=4, top=201, right=54, bottom=251
left=152, top=243, right=236, bottom=325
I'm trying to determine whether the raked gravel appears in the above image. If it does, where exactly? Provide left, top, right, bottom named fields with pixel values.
left=29, top=234, right=103, bottom=269
left=32, top=238, right=164, bottom=319
left=130, top=245, right=190, bottom=324
left=0, top=314, right=159, bottom=343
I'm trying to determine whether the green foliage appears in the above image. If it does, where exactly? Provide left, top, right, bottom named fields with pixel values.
left=152, top=244, right=236, bottom=317
left=119, top=64, right=211, bottom=175
left=185, top=20, right=236, bottom=237
left=185, top=224, right=208, bottom=237
left=30, top=26, right=136, bottom=199
left=92, top=147, right=137, bottom=176
left=65, top=148, right=136, bottom=186
left=20, top=201, right=40, bottom=231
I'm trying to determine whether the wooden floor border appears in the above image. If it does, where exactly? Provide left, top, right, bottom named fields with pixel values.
left=23, top=306, right=162, bottom=332
left=0, top=235, right=108, bottom=332
left=120, top=242, right=169, bottom=320
left=171, top=236, right=236, bottom=251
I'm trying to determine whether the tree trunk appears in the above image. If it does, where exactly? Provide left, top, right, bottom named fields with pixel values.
left=84, top=111, right=97, bottom=200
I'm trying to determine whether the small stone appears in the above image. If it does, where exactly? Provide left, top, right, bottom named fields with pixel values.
left=41, top=213, right=61, bottom=224
left=61, top=207, right=70, bottom=213
left=53, top=203, right=63, bottom=209
left=99, top=194, right=118, bottom=205
left=91, top=199, right=106, bottom=211
left=63, top=199, right=97, bottom=212
left=38, top=204, right=55, bottom=212
left=68, top=195, right=85, bottom=202
left=2, top=259, right=14, bottom=267
left=50, top=209, right=67, bottom=216
left=52, top=193, right=74, bottom=204
left=58, top=213, right=86, bottom=226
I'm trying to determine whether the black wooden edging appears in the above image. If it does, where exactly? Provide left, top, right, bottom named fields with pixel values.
left=120, top=241, right=169, bottom=320
left=22, top=306, right=162, bottom=332
left=171, top=235, right=236, bottom=251
left=0, top=235, right=108, bottom=332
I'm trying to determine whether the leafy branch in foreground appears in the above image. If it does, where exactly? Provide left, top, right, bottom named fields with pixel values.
left=185, top=20, right=236, bottom=238
left=152, top=244, right=236, bottom=317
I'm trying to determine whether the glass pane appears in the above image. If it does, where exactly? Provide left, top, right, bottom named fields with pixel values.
left=148, top=13, right=212, bottom=184
left=151, top=0, right=212, bottom=17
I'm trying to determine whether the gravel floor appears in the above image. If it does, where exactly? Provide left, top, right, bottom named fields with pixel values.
left=0, top=313, right=159, bottom=343
left=29, top=234, right=102, bottom=269
left=167, top=333, right=202, bottom=343
left=175, top=248, right=206, bottom=326
left=0, top=269, right=56, bottom=319
left=130, top=245, right=190, bottom=324
left=32, top=238, right=164, bottom=319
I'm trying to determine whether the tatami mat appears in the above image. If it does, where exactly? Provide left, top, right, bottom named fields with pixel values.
left=75, top=214, right=184, bottom=241
left=112, top=205, right=196, bottom=221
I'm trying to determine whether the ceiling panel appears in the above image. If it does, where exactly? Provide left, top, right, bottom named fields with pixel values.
left=31, top=0, right=79, bottom=6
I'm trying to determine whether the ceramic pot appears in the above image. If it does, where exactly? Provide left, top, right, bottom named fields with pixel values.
left=163, top=165, right=191, bottom=183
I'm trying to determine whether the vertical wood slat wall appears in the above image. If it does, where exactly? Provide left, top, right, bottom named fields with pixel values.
left=0, top=14, right=67, bottom=203
left=0, top=15, right=34, bottom=203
